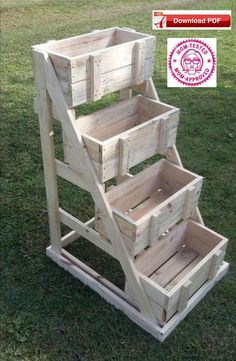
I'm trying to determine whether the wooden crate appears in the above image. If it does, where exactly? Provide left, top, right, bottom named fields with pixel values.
left=35, top=27, right=155, bottom=107
left=95, top=159, right=203, bottom=255
left=64, top=95, right=180, bottom=182
left=126, top=220, right=228, bottom=324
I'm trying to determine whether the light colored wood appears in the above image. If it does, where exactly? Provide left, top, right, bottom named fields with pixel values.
left=150, top=247, right=198, bottom=288
left=35, top=28, right=155, bottom=107
left=149, top=212, right=161, bottom=246
left=120, top=88, right=132, bottom=99
left=33, top=24, right=228, bottom=338
left=64, top=95, right=179, bottom=182
left=182, top=185, right=196, bottom=219
left=43, top=53, right=157, bottom=321
left=90, top=54, right=102, bottom=101
left=32, top=50, right=62, bottom=254
left=135, top=221, right=188, bottom=276
left=134, top=40, right=145, bottom=84
left=161, top=261, right=229, bottom=340
left=95, top=160, right=203, bottom=254
left=165, top=145, right=204, bottom=225
left=46, top=246, right=229, bottom=342
left=177, top=280, right=192, bottom=313
left=59, top=208, right=117, bottom=259
left=61, top=230, right=79, bottom=247
left=55, top=159, right=89, bottom=192
left=119, top=135, right=130, bottom=176
left=208, top=250, right=223, bottom=280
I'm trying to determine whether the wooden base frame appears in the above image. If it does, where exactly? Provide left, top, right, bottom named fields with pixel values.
left=46, top=245, right=229, bottom=342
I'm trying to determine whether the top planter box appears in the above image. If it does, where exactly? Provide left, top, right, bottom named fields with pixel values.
left=36, top=27, right=155, bottom=107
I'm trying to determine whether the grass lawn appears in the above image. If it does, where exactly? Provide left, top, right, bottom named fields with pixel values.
left=0, top=1, right=235, bottom=360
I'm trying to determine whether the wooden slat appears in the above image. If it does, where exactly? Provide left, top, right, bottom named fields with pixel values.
left=208, top=250, right=223, bottom=280
left=135, top=221, right=188, bottom=276
left=90, top=54, right=102, bottom=101
left=59, top=208, right=117, bottom=259
left=177, top=280, right=192, bottom=312
left=182, top=185, right=196, bottom=220
left=134, top=40, right=145, bottom=84
left=119, top=135, right=130, bottom=176
left=165, top=255, right=203, bottom=291
left=55, top=159, right=89, bottom=191
left=149, top=212, right=161, bottom=246
left=150, top=246, right=198, bottom=288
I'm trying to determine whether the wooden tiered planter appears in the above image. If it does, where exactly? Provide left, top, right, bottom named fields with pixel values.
left=32, top=27, right=229, bottom=342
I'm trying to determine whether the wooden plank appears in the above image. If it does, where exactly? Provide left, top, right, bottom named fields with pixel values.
left=165, top=145, right=205, bottom=225
left=149, top=212, right=162, bottom=246
left=119, top=135, right=130, bottom=176
left=119, top=88, right=132, bottom=99
left=90, top=54, right=102, bottom=100
left=182, top=185, right=196, bottom=220
left=59, top=208, right=117, bottom=259
left=61, top=218, right=95, bottom=247
left=55, top=159, right=89, bottom=192
left=65, top=59, right=154, bottom=107
left=135, top=221, right=188, bottom=276
left=61, top=230, right=79, bottom=247
left=160, top=261, right=229, bottom=341
left=36, top=28, right=117, bottom=55
left=32, top=50, right=61, bottom=253
left=150, top=246, right=198, bottom=288
left=134, top=40, right=145, bottom=84
left=165, top=255, right=203, bottom=291
left=208, top=250, right=223, bottom=280
left=178, top=280, right=192, bottom=312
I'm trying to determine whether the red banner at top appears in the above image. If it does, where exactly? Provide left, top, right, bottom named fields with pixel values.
left=152, top=11, right=231, bottom=30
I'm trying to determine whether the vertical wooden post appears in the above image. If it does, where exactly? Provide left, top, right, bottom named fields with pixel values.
left=32, top=50, right=62, bottom=253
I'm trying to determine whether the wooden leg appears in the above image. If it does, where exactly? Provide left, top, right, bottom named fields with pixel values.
left=33, top=51, right=62, bottom=253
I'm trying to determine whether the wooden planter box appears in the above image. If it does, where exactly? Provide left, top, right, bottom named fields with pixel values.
left=126, top=220, right=228, bottom=324
left=95, top=159, right=203, bottom=255
left=64, top=95, right=180, bottom=182
left=38, top=27, right=155, bottom=107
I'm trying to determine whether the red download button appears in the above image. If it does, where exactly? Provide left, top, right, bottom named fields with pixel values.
left=166, top=14, right=231, bottom=28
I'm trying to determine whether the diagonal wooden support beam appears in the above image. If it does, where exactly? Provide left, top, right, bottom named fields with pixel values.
left=40, top=51, right=157, bottom=322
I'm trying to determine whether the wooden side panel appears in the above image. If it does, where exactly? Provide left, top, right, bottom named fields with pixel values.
left=166, top=241, right=228, bottom=320
left=67, top=59, right=154, bottom=107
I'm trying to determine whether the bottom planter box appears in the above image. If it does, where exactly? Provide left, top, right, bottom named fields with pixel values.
left=125, top=220, right=228, bottom=325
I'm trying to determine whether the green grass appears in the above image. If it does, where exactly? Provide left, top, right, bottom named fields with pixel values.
left=0, top=1, right=235, bottom=360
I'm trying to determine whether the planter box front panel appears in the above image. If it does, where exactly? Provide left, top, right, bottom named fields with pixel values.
left=41, top=28, right=156, bottom=107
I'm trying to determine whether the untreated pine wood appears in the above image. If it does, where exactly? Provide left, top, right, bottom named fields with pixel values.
left=43, top=52, right=157, bottom=322
left=142, top=78, right=204, bottom=226
left=32, top=50, right=62, bottom=254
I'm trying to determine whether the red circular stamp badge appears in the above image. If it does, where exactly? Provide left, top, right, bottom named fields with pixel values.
left=168, top=39, right=216, bottom=87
